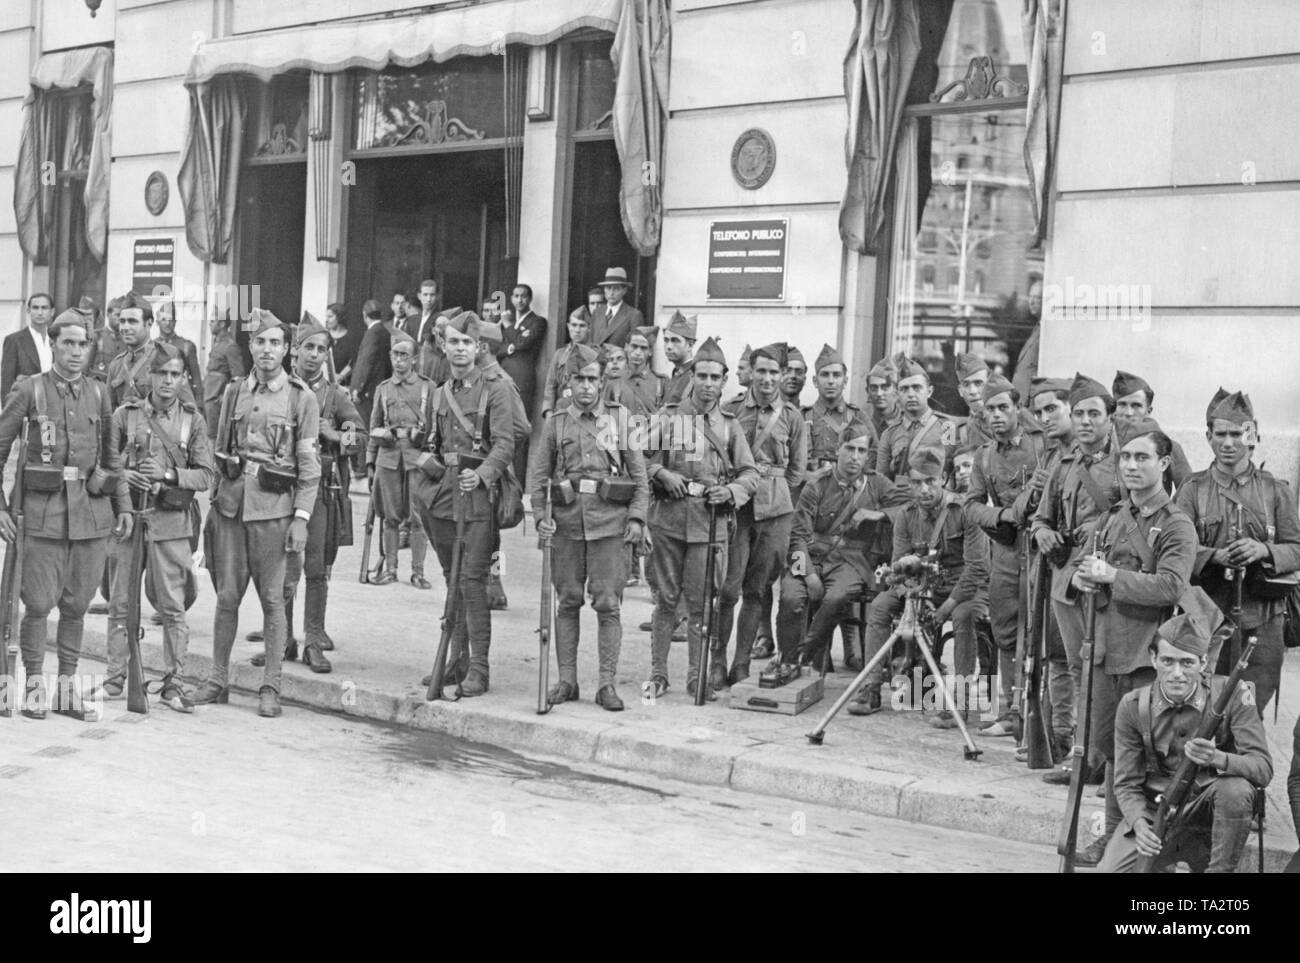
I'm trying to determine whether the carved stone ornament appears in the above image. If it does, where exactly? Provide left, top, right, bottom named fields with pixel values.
left=144, top=171, right=169, bottom=216
left=731, top=128, right=776, bottom=190
left=930, top=56, right=1029, bottom=104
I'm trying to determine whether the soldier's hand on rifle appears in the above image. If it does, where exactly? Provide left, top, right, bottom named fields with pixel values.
left=1226, top=537, right=1269, bottom=566
left=657, top=470, right=687, bottom=499
left=1184, top=736, right=1225, bottom=769
left=705, top=484, right=732, bottom=506
left=852, top=508, right=885, bottom=525
left=123, top=469, right=154, bottom=494
left=285, top=517, right=308, bottom=553
left=1133, top=818, right=1162, bottom=858
left=0, top=510, right=16, bottom=544
left=137, top=455, right=166, bottom=482
left=458, top=468, right=481, bottom=493
left=113, top=513, right=134, bottom=542
left=623, top=520, right=643, bottom=545
left=1034, top=528, right=1064, bottom=555
left=1076, top=554, right=1116, bottom=585
left=537, top=516, right=557, bottom=538
left=1028, top=467, right=1050, bottom=495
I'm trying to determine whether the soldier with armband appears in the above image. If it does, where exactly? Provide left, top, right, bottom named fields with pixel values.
left=1099, top=611, right=1272, bottom=873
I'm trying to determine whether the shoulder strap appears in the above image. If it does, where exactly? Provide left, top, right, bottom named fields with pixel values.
left=1076, top=459, right=1116, bottom=515
left=145, top=408, right=188, bottom=469
left=927, top=501, right=953, bottom=552
left=1262, top=472, right=1277, bottom=541
left=1115, top=508, right=1158, bottom=573
left=1138, top=686, right=1158, bottom=766
left=696, top=416, right=734, bottom=477
left=441, top=383, right=476, bottom=437
left=750, top=404, right=784, bottom=460
left=907, top=411, right=940, bottom=461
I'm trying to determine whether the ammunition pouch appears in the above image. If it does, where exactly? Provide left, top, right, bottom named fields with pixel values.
left=24, top=465, right=66, bottom=493
left=553, top=479, right=577, bottom=505
left=415, top=452, right=446, bottom=482
left=446, top=451, right=485, bottom=472
left=156, top=485, right=196, bottom=512
left=254, top=461, right=297, bottom=495
left=218, top=453, right=243, bottom=481
left=1246, top=564, right=1300, bottom=601
left=599, top=477, right=637, bottom=505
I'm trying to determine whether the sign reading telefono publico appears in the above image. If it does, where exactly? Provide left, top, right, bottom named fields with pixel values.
left=132, top=237, right=175, bottom=299
left=706, top=219, right=787, bottom=301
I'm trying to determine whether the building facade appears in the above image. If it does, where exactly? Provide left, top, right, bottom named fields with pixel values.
left=1, top=0, right=1297, bottom=478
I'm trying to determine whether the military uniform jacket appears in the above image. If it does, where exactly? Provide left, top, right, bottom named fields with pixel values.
left=869, top=400, right=901, bottom=442
left=304, top=370, right=362, bottom=488
left=1113, top=676, right=1272, bottom=833
left=529, top=400, right=650, bottom=541
left=1031, top=438, right=1122, bottom=602
left=965, top=423, right=1048, bottom=531
left=725, top=390, right=807, bottom=521
left=107, top=340, right=196, bottom=409
left=892, top=492, right=990, bottom=606
left=1077, top=491, right=1195, bottom=674
left=541, top=343, right=582, bottom=416
left=790, top=467, right=899, bottom=581
left=87, top=325, right=125, bottom=382
left=213, top=370, right=321, bottom=522
left=662, top=364, right=693, bottom=407
left=111, top=396, right=215, bottom=542
left=619, top=366, right=665, bottom=418
left=204, top=333, right=247, bottom=409
left=155, top=332, right=204, bottom=401
left=875, top=407, right=956, bottom=480
left=645, top=394, right=759, bottom=542
left=421, top=364, right=515, bottom=521
left=1173, top=462, right=1300, bottom=629
left=803, top=398, right=872, bottom=471
left=368, top=372, right=436, bottom=471
left=478, top=358, right=531, bottom=445
left=0, top=371, right=127, bottom=539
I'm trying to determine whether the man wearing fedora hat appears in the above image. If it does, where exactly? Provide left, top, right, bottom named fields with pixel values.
left=592, top=267, right=643, bottom=347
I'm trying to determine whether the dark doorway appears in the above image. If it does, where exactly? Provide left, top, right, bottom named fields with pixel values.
left=566, top=139, right=654, bottom=325
left=344, top=151, right=512, bottom=319
left=236, top=164, right=307, bottom=326
left=51, top=173, right=106, bottom=314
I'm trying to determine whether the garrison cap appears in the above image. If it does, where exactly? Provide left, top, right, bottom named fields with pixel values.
left=739, top=344, right=752, bottom=363
left=1030, top=375, right=1072, bottom=399
left=149, top=341, right=183, bottom=372
left=814, top=343, right=845, bottom=373
left=692, top=336, right=727, bottom=370
left=955, top=352, right=988, bottom=380
left=565, top=343, right=601, bottom=375
left=246, top=307, right=285, bottom=337
left=1157, top=613, right=1210, bottom=657
left=1117, top=415, right=1164, bottom=446
left=1205, top=387, right=1230, bottom=424
left=666, top=310, right=697, bottom=341
left=981, top=374, right=1017, bottom=404
left=1112, top=370, right=1153, bottom=402
left=895, top=355, right=928, bottom=383
left=1068, top=372, right=1112, bottom=409
left=390, top=327, right=417, bottom=351
left=118, top=291, right=153, bottom=322
left=53, top=306, right=92, bottom=328
left=444, top=310, right=480, bottom=335
left=1209, top=390, right=1255, bottom=427
left=839, top=423, right=873, bottom=447
left=750, top=342, right=787, bottom=368
left=907, top=447, right=945, bottom=478
left=867, top=357, right=898, bottom=383
left=598, top=342, right=626, bottom=364
left=784, top=346, right=806, bottom=369
left=295, top=311, right=329, bottom=346
left=629, top=325, right=659, bottom=347
left=954, top=442, right=979, bottom=459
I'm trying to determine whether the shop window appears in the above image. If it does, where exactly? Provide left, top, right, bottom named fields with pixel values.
left=246, top=73, right=309, bottom=161
left=572, top=39, right=616, bottom=132
left=883, top=0, right=1038, bottom=412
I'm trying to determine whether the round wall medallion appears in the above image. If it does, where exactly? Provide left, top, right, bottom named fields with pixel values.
left=144, top=171, right=169, bottom=215
left=731, top=128, right=776, bottom=190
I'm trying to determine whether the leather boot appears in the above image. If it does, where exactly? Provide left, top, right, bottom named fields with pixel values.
left=486, top=573, right=508, bottom=610
left=458, top=641, right=490, bottom=697
left=301, top=641, right=332, bottom=673
left=303, top=579, right=334, bottom=653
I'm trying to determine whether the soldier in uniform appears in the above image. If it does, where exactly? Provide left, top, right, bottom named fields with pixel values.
left=780, top=346, right=807, bottom=408
left=660, top=311, right=697, bottom=406
left=731, top=345, right=753, bottom=404
left=1066, top=417, right=1196, bottom=865
left=154, top=302, right=204, bottom=403
left=714, top=343, right=806, bottom=687
left=774, top=426, right=897, bottom=692
left=865, top=356, right=902, bottom=441
left=250, top=316, right=362, bottom=672
left=1174, top=390, right=1300, bottom=716
left=541, top=309, right=592, bottom=417
left=0, top=311, right=127, bottom=718
left=954, top=352, right=993, bottom=449
left=413, top=313, right=516, bottom=697
left=644, top=337, right=758, bottom=701
left=87, top=295, right=125, bottom=384
left=962, top=375, right=1046, bottom=735
left=622, top=325, right=666, bottom=418
left=195, top=309, right=321, bottom=717
left=204, top=311, right=248, bottom=440
left=366, top=327, right=434, bottom=589
left=1099, top=611, right=1271, bottom=873
left=851, top=448, right=990, bottom=722
left=532, top=344, right=649, bottom=710
left=1112, top=370, right=1193, bottom=489
left=105, top=343, right=215, bottom=711
left=106, top=294, right=196, bottom=409
left=801, top=343, right=872, bottom=669
left=875, top=356, right=956, bottom=482
left=1030, top=373, right=1122, bottom=782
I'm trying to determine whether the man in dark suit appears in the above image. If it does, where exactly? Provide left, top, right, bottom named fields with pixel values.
left=154, top=301, right=204, bottom=402
left=412, top=279, right=441, bottom=346
left=350, top=299, right=392, bottom=430
left=500, top=283, right=547, bottom=419
left=2, top=292, right=55, bottom=398
left=592, top=267, right=643, bottom=346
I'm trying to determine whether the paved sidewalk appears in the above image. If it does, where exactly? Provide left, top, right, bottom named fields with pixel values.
left=10, top=486, right=1299, bottom=868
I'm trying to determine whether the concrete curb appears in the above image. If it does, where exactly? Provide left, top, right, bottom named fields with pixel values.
left=73, top=632, right=1295, bottom=871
